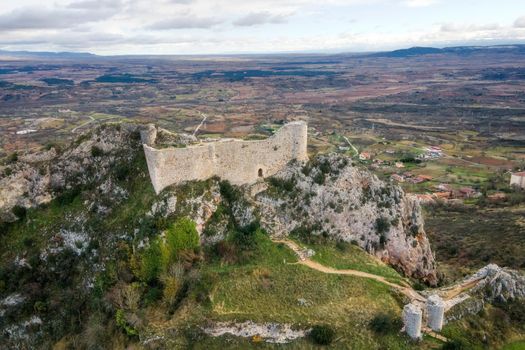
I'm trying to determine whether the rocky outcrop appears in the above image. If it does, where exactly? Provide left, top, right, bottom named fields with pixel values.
left=255, top=154, right=438, bottom=285
left=469, top=264, right=525, bottom=302
left=0, top=124, right=141, bottom=222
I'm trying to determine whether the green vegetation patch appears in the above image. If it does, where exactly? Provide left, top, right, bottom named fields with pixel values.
left=301, top=240, right=407, bottom=285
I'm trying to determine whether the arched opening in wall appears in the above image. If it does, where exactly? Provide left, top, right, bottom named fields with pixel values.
left=258, top=168, right=263, bottom=177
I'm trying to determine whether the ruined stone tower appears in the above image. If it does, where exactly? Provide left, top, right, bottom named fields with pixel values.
left=142, top=121, right=308, bottom=194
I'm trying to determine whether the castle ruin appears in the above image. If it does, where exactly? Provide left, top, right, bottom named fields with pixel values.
left=142, top=121, right=308, bottom=194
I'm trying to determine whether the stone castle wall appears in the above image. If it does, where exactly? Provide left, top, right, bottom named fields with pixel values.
left=143, top=121, right=308, bottom=194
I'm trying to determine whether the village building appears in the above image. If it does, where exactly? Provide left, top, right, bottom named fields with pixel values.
left=359, top=152, right=371, bottom=160
left=510, top=172, right=525, bottom=189
left=458, top=187, right=477, bottom=198
left=395, top=162, right=405, bottom=168
left=391, top=174, right=405, bottom=182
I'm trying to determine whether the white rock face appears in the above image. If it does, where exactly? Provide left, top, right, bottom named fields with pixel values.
left=469, top=264, right=525, bottom=302
left=426, top=295, right=445, bottom=331
left=256, top=154, right=437, bottom=285
left=403, top=303, right=422, bottom=340
left=203, top=321, right=308, bottom=343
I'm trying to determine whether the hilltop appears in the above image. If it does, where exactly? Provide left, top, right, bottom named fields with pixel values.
left=0, top=123, right=524, bottom=349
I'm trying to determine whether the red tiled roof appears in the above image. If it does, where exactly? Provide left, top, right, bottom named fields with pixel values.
left=513, top=172, right=525, bottom=177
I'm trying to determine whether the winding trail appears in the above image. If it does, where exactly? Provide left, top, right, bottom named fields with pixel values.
left=272, top=238, right=486, bottom=342
left=273, top=239, right=426, bottom=302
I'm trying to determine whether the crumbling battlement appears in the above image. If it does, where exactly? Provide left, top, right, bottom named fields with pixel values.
left=143, top=121, right=308, bottom=194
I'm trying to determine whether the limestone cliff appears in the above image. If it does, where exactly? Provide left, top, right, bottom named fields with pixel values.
left=255, top=154, right=438, bottom=285
left=0, top=124, right=141, bottom=222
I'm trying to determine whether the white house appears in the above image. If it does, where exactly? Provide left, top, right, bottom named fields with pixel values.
left=510, top=172, right=525, bottom=189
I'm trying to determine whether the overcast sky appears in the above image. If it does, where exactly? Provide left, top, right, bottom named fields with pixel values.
left=1, top=0, right=524, bottom=55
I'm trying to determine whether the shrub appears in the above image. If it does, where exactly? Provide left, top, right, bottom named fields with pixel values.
left=375, top=217, right=390, bottom=234
left=163, top=217, right=200, bottom=267
left=56, top=187, right=82, bottom=206
left=379, top=234, right=387, bottom=248
left=91, top=145, right=104, bottom=157
left=7, top=152, right=18, bottom=163
left=335, top=240, right=351, bottom=252
left=310, top=324, right=335, bottom=345
left=413, top=281, right=426, bottom=291
left=268, top=176, right=296, bottom=192
left=132, top=239, right=162, bottom=283
left=208, top=241, right=237, bottom=263
left=115, top=309, right=138, bottom=337
left=3, top=167, right=12, bottom=177
left=114, top=162, right=132, bottom=181
left=370, top=313, right=402, bottom=334
left=313, top=172, right=325, bottom=185
left=162, top=276, right=181, bottom=307
left=231, top=221, right=261, bottom=250
left=143, top=286, right=162, bottom=306
left=219, top=180, right=239, bottom=203
left=12, top=205, right=27, bottom=219
left=441, top=340, right=467, bottom=350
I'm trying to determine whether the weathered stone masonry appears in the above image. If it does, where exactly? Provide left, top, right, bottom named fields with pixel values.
left=143, top=121, right=308, bottom=194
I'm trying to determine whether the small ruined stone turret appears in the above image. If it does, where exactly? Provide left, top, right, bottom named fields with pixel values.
left=403, top=303, right=422, bottom=340
left=140, top=124, right=157, bottom=146
left=426, top=295, right=445, bottom=332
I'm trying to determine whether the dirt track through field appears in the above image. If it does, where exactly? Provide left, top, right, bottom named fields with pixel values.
left=272, top=238, right=472, bottom=341
left=273, top=238, right=483, bottom=305
left=272, top=239, right=427, bottom=302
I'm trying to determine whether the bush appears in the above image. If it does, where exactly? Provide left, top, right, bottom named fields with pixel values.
left=335, top=240, right=351, bottom=252
left=268, top=176, right=296, bottom=192
left=12, top=205, right=27, bottom=219
left=56, top=187, right=82, bottom=206
left=219, top=180, right=239, bottom=203
left=375, top=217, right=390, bottom=234
left=7, top=152, right=18, bottom=163
left=163, top=217, right=200, bottom=267
left=91, top=145, right=104, bottom=157
left=143, top=286, right=162, bottom=306
left=310, top=324, right=335, bottom=345
left=162, top=276, right=181, bottom=307
left=313, top=172, right=325, bottom=185
left=115, top=309, right=138, bottom=337
left=114, top=162, right=132, bottom=181
left=369, top=313, right=402, bottom=334
left=441, top=339, right=467, bottom=350
left=412, top=281, right=426, bottom=291
left=231, top=221, right=261, bottom=250
left=133, top=239, right=162, bottom=283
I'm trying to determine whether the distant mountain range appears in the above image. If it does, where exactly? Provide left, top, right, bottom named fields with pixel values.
left=1, top=44, right=525, bottom=60
left=0, top=50, right=97, bottom=59
left=368, top=45, right=525, bottom=58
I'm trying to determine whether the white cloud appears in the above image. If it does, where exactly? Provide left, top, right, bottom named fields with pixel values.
left=515, top=16, right=525, bottom=28
left=147, top=15, right=222, bottom=30
left=402, top=0, right=438, bottom=7
left=233, top=12, right=290, bottom=27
